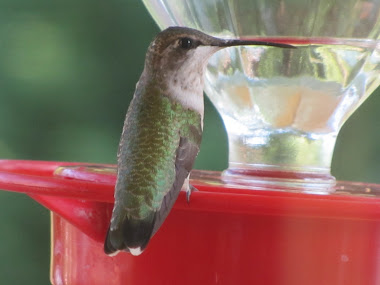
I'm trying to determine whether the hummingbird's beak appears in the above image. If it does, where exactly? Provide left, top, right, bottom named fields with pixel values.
left=214, top=39, right=295, bottom=49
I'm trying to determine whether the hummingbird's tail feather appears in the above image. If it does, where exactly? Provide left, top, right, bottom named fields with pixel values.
left=104, top=213, right=156, bottom=256
left=104, top=227, right=125, bottom=255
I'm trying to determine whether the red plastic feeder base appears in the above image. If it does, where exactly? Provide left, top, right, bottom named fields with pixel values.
left=51, top=208, right=380, bottom=285
left=1, top=160, right=380, bottom=285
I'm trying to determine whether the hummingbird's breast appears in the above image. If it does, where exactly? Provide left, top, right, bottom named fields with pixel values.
left=166, top=72, right=205, bottom=122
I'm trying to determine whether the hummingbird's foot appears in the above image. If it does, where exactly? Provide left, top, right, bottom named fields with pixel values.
left=186, top=184, right=198, bottom=204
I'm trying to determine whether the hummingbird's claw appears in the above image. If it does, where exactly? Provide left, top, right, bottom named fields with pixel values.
left=186, top=184, right=198, bottom=203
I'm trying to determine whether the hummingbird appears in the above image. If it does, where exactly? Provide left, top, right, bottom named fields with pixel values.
left=104, top=26, right=293, bottom=256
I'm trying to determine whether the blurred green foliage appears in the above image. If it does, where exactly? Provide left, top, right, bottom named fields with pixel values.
left=0, top=0, right=379, bottom=284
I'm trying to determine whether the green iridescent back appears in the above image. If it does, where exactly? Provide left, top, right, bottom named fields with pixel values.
left=112, top=83, right=202, bottom=225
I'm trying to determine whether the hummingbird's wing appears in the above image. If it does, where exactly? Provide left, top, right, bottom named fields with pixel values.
left=151, top=135, right=200, bottom=236
left=104, top=135, right=200, bottom=255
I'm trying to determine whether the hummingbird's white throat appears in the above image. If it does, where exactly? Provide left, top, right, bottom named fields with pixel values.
left=166, top=46, right=220, bottom=121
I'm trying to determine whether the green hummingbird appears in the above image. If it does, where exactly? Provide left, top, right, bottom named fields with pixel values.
left=104, top=26, right=293, bottom=256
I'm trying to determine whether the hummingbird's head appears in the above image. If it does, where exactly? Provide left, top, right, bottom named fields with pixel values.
left=144, top=26, right=293, bottom=80
left=145, top=27, right=227, bottom=76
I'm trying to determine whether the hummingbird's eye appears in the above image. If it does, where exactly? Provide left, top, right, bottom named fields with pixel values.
left=179, top=38, right=193, bottom=49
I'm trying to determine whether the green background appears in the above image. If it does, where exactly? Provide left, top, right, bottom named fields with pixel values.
left=0, top=1, right=379, bottom=284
